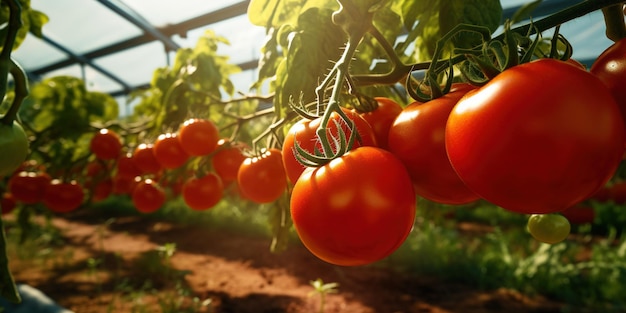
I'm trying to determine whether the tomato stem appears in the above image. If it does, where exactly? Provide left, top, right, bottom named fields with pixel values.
left=0, top=0, right=24, bottom=126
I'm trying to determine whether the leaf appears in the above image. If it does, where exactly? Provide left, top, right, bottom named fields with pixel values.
left=439, top=0, right=503, bottom=49
left=510, top=0, right=542, bottom=25
left=27, top=9, right=48, bottom=38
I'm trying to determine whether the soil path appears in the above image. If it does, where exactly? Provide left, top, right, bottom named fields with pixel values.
left=6, top=213, right=565, bottom=313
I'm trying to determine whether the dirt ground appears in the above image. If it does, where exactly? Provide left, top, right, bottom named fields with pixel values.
left=4, top=210, right=567, bottom=313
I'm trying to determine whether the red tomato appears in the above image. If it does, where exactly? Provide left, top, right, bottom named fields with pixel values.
left=132, top=179, right=166, bottom=213
left=388, top=84, right=479, bottom=205
left=291, top=147, right=416, bottom=266
left=91, top=178, right=113, bottom=202
left=8, top=171, right=52, bottom=204
left=85, top=160, right=106, bottom=177
left=237, top=148, right=287, bottom=204
left=560, top=206, right=595, bottom=225
left=1, top=193, right=17, bottom=215
left=445, top=59, right=625, bottom=214
left=358, top=97, right=403, bottom=149
left=178, top=118, right=220, bottom=156
left=154, top=133, right=190, bottom=169
left=43, top=180, right=85, bottom=213
left=182, top=173, right=224, bottom=210
left=211, top=139, right=247, bottom=184
left=608, top=182, right=626, bottom=204
left=90, top=129, right=123, bottom=160
left=112, top=174, right=140, bottom=195
left=116, top=152, right=142, bottom=178
left=282, top=108, right=377, bottom=184
left=132, top=143, right=162, bottom=175
left=590, top=38, right=626, bottom=145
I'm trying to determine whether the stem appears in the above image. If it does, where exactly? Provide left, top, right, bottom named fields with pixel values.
left=601, top=4, right=626, bottom=42
left=0, top=0, right=23, bottom=125
left=499, top=0, right=626, bottom=40
left=3, top=59, right=30, bottom=123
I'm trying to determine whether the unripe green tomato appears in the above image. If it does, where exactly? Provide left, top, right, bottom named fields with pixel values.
left=0, top=120, right=29, bottom=177
left=527, top=214, right=571, bottom=244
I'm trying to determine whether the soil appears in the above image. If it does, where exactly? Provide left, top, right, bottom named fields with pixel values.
left=4, top=210, right=567, bottom=313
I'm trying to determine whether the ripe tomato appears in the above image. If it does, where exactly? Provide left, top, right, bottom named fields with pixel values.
left=112, top=174, right=140, bottom=195
left=116, top=152, right=142, bottom=178
left=132, top=143, right=162, bottom=175
left=154, top=133, right=190, bottom=169
left=178, top=118, right=220, bottom=156
left=388, top=84, right=479, bottom=205
left=85, top=160, right=106, bottom=177
left=90, top=128, right=122, bottom=160
left=237, top=148, right=287, bottom=204
left=358, top=97, right=403, bottom=149
left=1, top=193, right=17, bottom=215
left=182, top=173, right=224, bottom=210
left=590, top=38, right=626, bottom=143
left=43, top=180, right=85, bottom=213
left=291, top=147, right=416, bottom=266
left=282, top=108, right=377, bottom=184
left=0, top=120, right=29, bottom=177
left=527, top=214, right=571, bottom=244
left=211, top=139, right=247, bottom=184
left=607, top=181, right=626, bottom=204
left=8, top=170, right=52, bottom=204
left=132, top=179, right=165, bottom=213
left=560, top=206, right=595, bottom=225
left=91, top=178, right=113, bottom=202
left=446, top=59, right=625, bottom=214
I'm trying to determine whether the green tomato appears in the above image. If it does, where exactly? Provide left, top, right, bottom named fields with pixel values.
left=0, top=120, right=29, bottom=177
left=527, top=214, right=571, bottom=244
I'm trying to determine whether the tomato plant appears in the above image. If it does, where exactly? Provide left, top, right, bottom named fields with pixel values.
left=90, top=128, right=123, bottom=160
left=291, top=147, right=416, bottom=266
left=527, top=214, right=571, bottom=244
left=0, top=120, right=29, bottom=177
left=445, top=59, right=625, bottom=214
left=388, top=84, right=479, bottom=205
left=237, top=148, right=287, bottom=204
left=182, top=173, right=224, bottom=210
left=42, top=180, right=85, bottom=213
left=282, top=108, right=377, bottom=184
left=178, top=118, right=220, bottom=156
left=132, top=179, right=166, bottom=213
left=154, top=133, right=190, bottom=169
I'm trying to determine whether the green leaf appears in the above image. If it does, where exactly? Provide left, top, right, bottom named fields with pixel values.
left=27, top=9, right=48, bottom=38
left=439, top=0, right=503, bottom=49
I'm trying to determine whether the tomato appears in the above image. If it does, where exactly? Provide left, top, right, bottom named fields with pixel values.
left=388, top=84, right=479, bottom=205
left=445, top=59, right=625, bottom=214
left=116, top=152, right=142, bottom=178
left=1, top=193, right=17, bottom=215
left=154, top=133, right=190, bottom=169
left=237, top=148, right=287, bottom=204
left=43, top=180, right=85, bottom=213
left=590, top=38, right=626, bottom=144
left=211, top=139, right=247, bottom=184
left=8, top=170, right=52, bottom=204
left=178, top=118, right=220, bottom=156
left=607, top=181, right=626, bottom=204
left=85, top=160, right=106, bottom=177
left=132, top=143, right=162, bottom=175
left=90, top=128, right=122, bottom=160
left=527, top=214, right=571, bottom=244
left=112, top=174, right=140, bottom=195
left=91, top=178, right=113, bottom=202
left=282, top=108, right=377, bottom=184
left=132, top=179, right=166, bottom=213
left=358, top=97, right=402, bottom=149
left=0, top=120, right=29, bottom=177
left=291, top=147, right=416, bottom=266
left=182, top=173, right=224, bottom=210
left=560, top=206, right=595, bottom=225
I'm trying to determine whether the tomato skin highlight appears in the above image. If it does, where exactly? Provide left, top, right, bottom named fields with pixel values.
left=290, top=147, right=416, bottom=266
left=178, top=118, right=220, bottom=156
left=388, top=85, right=479, bottom=205
left=445, top=59, right=625, bottom=214
left=237, top=148, right=287, bottom=204
left=282, top=109, right=377, bottom=184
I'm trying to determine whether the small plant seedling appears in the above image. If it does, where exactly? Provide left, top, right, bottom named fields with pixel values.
left=308, top=278, right=339, bottom=313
